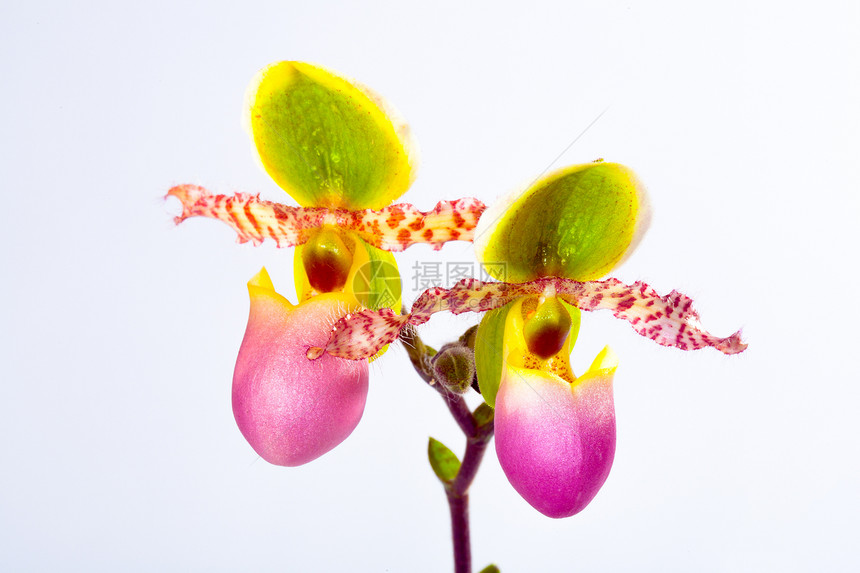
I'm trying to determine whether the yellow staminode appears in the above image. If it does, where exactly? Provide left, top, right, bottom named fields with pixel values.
left=476, top=295, right=584, bottom=408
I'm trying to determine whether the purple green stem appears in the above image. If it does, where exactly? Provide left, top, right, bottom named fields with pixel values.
left=446, top=412, right=494, bottom=573
left=446, top=489, right=471, bottom=573
left=401, top=328, right=495, bottom=573
left=438, top=387, right=476, bottom=436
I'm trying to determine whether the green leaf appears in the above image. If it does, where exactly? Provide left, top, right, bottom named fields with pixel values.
left=248, top=61, right=416, bottom=209
left=478, top=565, right=501, bottom=573
left=475, top=162, right=647, bottom=282
left=474, top=301, right=514, bottom=408
left=428, top=437, right=461, bottom=483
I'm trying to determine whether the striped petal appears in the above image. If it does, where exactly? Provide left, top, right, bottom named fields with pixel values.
left=167, top=184, right=484, bottom=252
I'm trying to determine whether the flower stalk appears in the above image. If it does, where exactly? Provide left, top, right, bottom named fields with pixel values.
left=446, top=425, right=493, bottom=573
left=402, top=327, right=496, bottom=573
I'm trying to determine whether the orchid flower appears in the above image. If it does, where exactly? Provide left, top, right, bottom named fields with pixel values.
left=474, top=162, right=640, bottom=518
left=307, top=161, right=746, bottom=516
left=171, top=61, right=748, bottom=573
left=168, top=62, right=484, bottom=465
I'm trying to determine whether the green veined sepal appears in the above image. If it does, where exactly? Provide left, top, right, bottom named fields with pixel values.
left=246, top=61, right=417, bottom=210
left=474, top=162, right=650, bottom=282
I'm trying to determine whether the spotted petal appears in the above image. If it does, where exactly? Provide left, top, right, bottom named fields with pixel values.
left=167, top=184, right=484, bottom=252
left=246, top=61, right=417, bottom=209
left=308, top=277, right=747, bottom=360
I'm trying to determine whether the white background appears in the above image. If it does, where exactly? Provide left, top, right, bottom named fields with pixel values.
left=2, top=1, right=858, bottom=571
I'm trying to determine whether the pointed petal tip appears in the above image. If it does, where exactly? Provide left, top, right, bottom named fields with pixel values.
left=166, top=183, right=208, bottom=202
left=586, top=345, right=619, bottom=375
left=247, top=267, right=273, bottom=289
left=716, top=329, right=748, bottom=355
left=245, top=267, right=295, bottom=313
left=165, top=184, right=208, bottom=224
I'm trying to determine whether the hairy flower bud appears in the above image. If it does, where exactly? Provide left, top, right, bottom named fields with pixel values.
left=432, top=345, right=476, bottom=394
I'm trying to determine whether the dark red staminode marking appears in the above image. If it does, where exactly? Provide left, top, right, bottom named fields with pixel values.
left=526, top=326, right=570, bottom=360
left=305, top=253, right=349, bottom=293
left=301, top=231, right=353, bottom=293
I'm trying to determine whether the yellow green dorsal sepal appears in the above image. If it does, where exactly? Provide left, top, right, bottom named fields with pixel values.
left=474, top=162, right=650, bottom=283
left=246, top=61, right=417, bottom=209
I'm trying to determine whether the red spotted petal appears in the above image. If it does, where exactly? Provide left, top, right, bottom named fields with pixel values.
left=352, top=198, right=485, bottom=251
left=309, top=277, right=747, bottom=360
left=167, top=184, right=484, bottom=251
left=305, top=308, right=410, bottom=360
